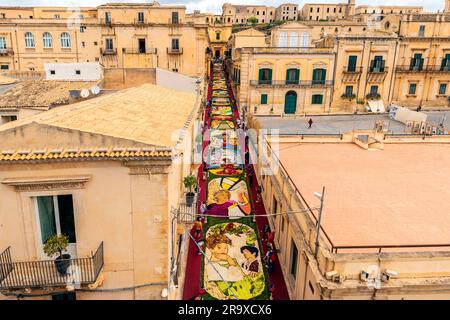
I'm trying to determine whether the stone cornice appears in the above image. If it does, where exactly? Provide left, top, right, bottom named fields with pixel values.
left=1, top=175, right=92, bottom=192
left=123, top=160, right=172, bottom=175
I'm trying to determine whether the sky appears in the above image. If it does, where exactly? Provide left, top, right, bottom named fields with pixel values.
left=0, top=0, right=445, bottom=14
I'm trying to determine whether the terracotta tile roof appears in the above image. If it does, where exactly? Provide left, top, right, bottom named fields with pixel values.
left=0, top=80, right=97, bottom=108
left=0, top=83, right=198, bottom=148
left=0, top=146, right=172, bottom=162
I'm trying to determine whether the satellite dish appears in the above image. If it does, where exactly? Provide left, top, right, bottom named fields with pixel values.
left=80, top=89, right=90, bottom=98
left=91, top=85, right=101, bottom=95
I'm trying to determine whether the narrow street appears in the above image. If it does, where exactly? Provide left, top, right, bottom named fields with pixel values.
left=182, top=60, right=289, bottom=300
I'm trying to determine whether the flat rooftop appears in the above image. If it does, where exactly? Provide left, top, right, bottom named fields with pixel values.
left=276, top=141, right=450, bottom=249
left=259, top=112, right=450, bottom=135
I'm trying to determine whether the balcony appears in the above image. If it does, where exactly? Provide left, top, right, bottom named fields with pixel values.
left=396, top=64, right=450, bottom=73
left=101, top=48, right=117, bottom=55
left=367, top=66, right=388, bottom=82
left=0, top=242, right=104, bottom=290
left=99, top=18, right=113, bottom=25
left=167, top=47, right=183, bottom=55
left=243, top=47, right=334, bottom=55
left=123, top=47, right=157, bottom=54
left=134, top=18, right=148, bottom=25
left=0, top=48, right=13, bottom=56
left=250, top=80, right=334, bottom=87
left=342, top=66, right=362, bottom=82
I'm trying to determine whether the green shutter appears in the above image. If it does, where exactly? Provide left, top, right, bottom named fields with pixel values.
left=295, top=68, right=299, bottom=81
left=268, top=69, right=272, bottom=82
left=285, top=69, right=290, bottom=82
left=258, top=69, right=263, bottom=81
left=348, top=56, right=357, bottom=71
left=261, top=94, right=268, bottom=104
left=312, top=94, right=323, bottom=104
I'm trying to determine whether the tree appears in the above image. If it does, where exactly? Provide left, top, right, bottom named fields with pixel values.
left=247, top=17, right=258, bottom=25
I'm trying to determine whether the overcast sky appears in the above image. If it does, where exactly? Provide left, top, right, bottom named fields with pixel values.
left=0, top=0, right=445, bottom=13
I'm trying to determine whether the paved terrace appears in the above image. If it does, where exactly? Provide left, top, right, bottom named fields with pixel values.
left=258, top=112, right=450, bottom=134
left=276, top=141, right=450, bottom=250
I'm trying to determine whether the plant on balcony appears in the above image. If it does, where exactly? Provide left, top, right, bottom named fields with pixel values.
left=43, top=234, right=71, bottom=276
left=357, top=99, right=365, bottom=105
left=254, top=106, right=258, bottom=114
left=269, top=106, right=274, bottom=114
left=366, top=93, right=381, bottom=100
left=341, top=93, right=356, bottom=101
left=184, top=175, right=197, bottom=207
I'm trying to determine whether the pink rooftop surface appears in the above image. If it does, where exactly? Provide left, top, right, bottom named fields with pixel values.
left=276, top=142, right=450, bottom=250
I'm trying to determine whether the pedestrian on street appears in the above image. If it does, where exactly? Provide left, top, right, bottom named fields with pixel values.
left=245, top=150, right=250, bottom=165
left=256, top=185, right=262, bottom=202
left=248, top=170, right=253, bottom=188
left=308, top=118, right=313, bottom=129
left=262, top=224, right=270, bottom=242
left=193, top=217, right=203, bottom=242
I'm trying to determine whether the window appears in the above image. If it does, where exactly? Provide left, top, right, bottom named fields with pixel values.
left=278, top=32, right=288, bottom=47
left=50, top=70, right=55, bottom=75
left=105, top=12, right=111, bottom=23
left=347, top=55, right=357, bottom=72
left=345, top=85, right=353, bottom=95
left=312, top=94, right=323, bottom=104
left=370, top=85, right=378, bottom=94
left=105, top=38, right=113, bottom=50
left=286, top=68, right=299, bottom=84
left=409, top=83, right=417, bottom=95
left=216, top=32, right=220, bottom=40
left=138, top=11, right=144, bottom=23
left=43, top=32, right=52, bottom=48
left=75, top=70, right=81, bottom=75
left=312, top=68, right=326, bottom=84
left=24, top=32, right=35, bottom=48
left=0, top=64, right=9, bottom=70
left=94, top=41, right=98, bottom=46
left=171, top=38, right=180, bottom=50
left=300, top=32, right=309, bottom=47
left=310, top=8, right=313, bottom=12
left=60, top=32, right=71, bottom=48
left=0, top=36, right=5, bottom=49
left=258, top=68, right=272, bottom=85
left=439, top=83, right=447, bottom=95
left=36, top=195, right=76, bottom=246
left=410, top=53, right=424, bottom=71
left=290, top=240, right=298, bottom=279
left=138, top=38, right=146, bottom=53
left=370, top=56, right=385, bottom=72
left=419, top=25, right=425, bottom=37
left=441, top=54, right=450, bottom=71
left=81, top=41, right=85, bottom=48
left=80, top=26, right=86, bottom=33
left=289, top=32, right=298, bottom=47
left=172, top=11, right=179, bottom=24
left=261, top=93, right=268, bottom=104
left=54, top=14, right=60, bottom=19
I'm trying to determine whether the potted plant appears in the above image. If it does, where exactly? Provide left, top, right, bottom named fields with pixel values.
left=183, top=175, right=197, bottom=207
left=366, top=93, right=381, bottom=100
left=43, top=234, right=71, bottom=276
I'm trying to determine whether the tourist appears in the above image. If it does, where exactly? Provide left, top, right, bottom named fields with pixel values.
left=193, top=217, right=203, bottom=242
left=256, top=185, right=262, bottom=202
left=262, top=224, right=270, bottom=242
left=308, top=118, right=313, bottom=129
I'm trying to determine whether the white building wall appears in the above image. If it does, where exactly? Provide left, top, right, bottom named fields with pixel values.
left=44, top=62, right=103, bottom=81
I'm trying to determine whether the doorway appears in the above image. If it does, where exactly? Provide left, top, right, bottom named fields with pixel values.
left=284, top=91, right=297, bottom=114
left=215, top=50, right=220, bottom=58
left=138, top=38, right=146, bottom=53
left=35, top=194, right=77, bottom=259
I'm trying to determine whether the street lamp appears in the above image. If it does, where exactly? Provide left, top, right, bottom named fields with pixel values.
left=314, top=186, right=325, bottom=259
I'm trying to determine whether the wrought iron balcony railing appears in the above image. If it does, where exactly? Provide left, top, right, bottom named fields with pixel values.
left=101, top=48, right=117, bottom=55
left=250, top=80, right=334, bottom=87
left=343, top=66, right=363, bottom=73
left=396, top=64, right=450, bottom=72
left=122, top=47, right=157, bottom=54
left=0, top=242, right=104, bottom=290
left=0, top=48, right=13, bottom=55
left=167, top=47, right=183, bottom=54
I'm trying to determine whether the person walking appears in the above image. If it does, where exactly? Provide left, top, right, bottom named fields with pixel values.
left=308, top=118, right=313, bottom=129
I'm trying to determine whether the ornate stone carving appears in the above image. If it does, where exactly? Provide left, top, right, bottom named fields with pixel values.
left=2, top=175, right=91, bottom=192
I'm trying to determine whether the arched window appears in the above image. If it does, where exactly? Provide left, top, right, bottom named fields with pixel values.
left=43, top=32, right=52, bottom=48
left=24, top=32, right=34, bottom=48
left=60, top=32, right=71, bottom=48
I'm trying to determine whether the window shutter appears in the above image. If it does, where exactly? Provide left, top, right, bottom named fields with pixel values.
left=268, top=69, right=272, bottom=82
left=258, top=69, right=263, bottom=81
left=295, top=68, right=299, bottom=81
